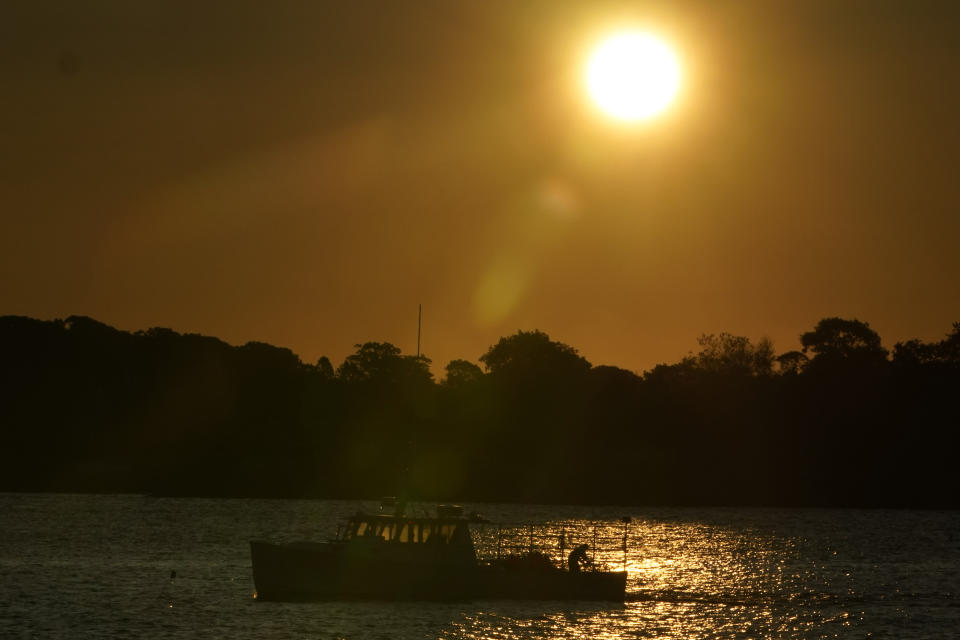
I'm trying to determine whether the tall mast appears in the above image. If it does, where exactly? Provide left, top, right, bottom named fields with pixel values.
left=416, top=304, right=421, bottom=359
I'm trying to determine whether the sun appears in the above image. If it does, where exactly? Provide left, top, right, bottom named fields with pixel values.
left=585, top=31, right=681, bottom=122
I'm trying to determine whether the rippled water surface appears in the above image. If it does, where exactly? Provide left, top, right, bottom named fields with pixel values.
left=0, top=494, right=957, bottom=638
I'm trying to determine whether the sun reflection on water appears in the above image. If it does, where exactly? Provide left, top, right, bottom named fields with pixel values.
left=439, top=509, right=889, bottom=638
left=2, top=495, right=955, bottom=639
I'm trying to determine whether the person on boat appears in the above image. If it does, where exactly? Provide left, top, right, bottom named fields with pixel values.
left=568, top=544, right=591, bottom=573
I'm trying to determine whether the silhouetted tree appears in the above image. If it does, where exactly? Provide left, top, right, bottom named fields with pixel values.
left=1, top=314, right=957, bottom=507
left=337, top=341, right=432, bottom=386
left=332, top=342, right=435, bottom=497
left=314, top=355, right=335, bottom=379
left=776, top=350, right=808, bottom=375
left=588, top=365, right=642, bottom=390
left=691, top=333, right=775, bottom=376
left=941, top=322, right=960, bottom=363
left=480, top=330, right=590, bottom=380
left=443, top=359, right=484, bottom=387
left=895, top=322, right=960, bottom=368
left=893, top=339, right=938, bottom=366
left=800, top=317, right=888, bottom=368
left=642, top=359, right=697, bottom=385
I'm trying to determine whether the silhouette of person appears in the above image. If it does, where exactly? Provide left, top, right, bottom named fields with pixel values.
left=568, top=544, right=590, bottom=572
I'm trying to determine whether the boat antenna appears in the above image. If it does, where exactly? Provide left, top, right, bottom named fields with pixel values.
left=417, top=303, right=421, bottom=359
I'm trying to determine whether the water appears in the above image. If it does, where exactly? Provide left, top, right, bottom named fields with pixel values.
left=0, top=494, right=957, bottom=639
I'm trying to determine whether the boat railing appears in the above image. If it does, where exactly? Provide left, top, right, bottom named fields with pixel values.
left=471, top=520, right=631, bottom=572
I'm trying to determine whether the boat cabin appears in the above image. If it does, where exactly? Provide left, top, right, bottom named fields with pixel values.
left=340, top=514, right=473, bottom=546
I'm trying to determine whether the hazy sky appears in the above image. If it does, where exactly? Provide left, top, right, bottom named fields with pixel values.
left=3, top=1, right=958, bottom=374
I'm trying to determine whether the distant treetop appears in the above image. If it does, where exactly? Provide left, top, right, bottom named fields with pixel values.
left=479, top=330, right=591, bottom=385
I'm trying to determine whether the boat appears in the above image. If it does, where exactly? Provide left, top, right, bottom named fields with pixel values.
left=250, top=499, right=628, bottom=602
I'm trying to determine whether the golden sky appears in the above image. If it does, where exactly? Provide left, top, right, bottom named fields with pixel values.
left=2, top=1, right=958, bottom=373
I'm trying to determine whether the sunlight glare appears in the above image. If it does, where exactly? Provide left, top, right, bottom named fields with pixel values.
left=586, top=31, right=681, bottom=122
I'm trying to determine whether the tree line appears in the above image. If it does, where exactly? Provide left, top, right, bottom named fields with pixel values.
left=0, top=314, right=956, bottom=507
